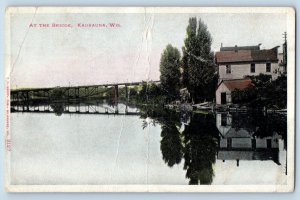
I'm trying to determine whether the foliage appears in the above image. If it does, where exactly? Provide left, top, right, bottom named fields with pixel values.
left=232, top=74, right=287, bottom=109
left=159, top=44, right=181, bottom=102
left=50, top=87, right=65, bottom=100
left=231, top=87, right=257, bottom=105
left=134, top=82, right=167, bottom=105
left=181, top=17, right=216, bottom=103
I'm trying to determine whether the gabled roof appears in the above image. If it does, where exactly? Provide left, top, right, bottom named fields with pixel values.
left=222, top=128, right=252, bottom=138
left=218, top=79, right=254, bottom=91
left=215, top=46, right=279, bottom=64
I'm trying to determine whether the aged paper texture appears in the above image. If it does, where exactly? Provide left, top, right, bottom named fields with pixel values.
left=4, top=7, right=295, bottom=192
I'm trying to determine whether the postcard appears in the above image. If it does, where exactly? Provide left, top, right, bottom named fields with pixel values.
left=4, top=7, right=295, bottom=192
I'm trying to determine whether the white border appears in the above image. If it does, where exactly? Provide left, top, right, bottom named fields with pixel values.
left=4, top=7, right=296, bottom=192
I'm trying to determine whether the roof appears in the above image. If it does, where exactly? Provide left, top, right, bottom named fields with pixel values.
left=221, top=128, right=252, bottom=138
left=220, top=45, right=260, bottom=51
left=215, top=46, right=279, bottom=64
left=219, top=79, right=254, bottom=91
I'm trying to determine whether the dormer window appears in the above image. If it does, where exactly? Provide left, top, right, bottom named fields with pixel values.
left=226, top=65, right=231, bottom=74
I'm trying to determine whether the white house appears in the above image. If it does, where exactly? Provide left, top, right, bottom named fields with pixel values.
left=215, top=79, right=253, bottom=105
left=215, top=44, right=281, bottom=82
left=215, top=44, right=284, bottom=105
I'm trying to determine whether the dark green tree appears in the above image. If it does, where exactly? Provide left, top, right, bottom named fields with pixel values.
left=50, top=87, right=65, bottom=100
left=160, top=44, right=181, bottom=102
left=232, top=74, right=287, bottom=109
left=182, top=17, right=216, bottom=103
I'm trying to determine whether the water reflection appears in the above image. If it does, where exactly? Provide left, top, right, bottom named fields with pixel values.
left=140, top=106, right=219, bottom=185
left=182, top=113, right=219, bottom=185
left=50, top=103, right=64, bottom=116
left=11, top=101, right=139, bottom=115
left=217, top=113, right=283, bottom=166
left=140, top=106, right=184, bottom=167
left=11, top=102, right=287, bottom=185
left=141, top=105, right=287, bottom=185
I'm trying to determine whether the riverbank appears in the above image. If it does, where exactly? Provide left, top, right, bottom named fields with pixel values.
left=165, top=102, right=287, bottom=115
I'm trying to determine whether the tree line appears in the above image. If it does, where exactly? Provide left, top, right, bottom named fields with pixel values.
left=159, top=17, right=217, bottom=104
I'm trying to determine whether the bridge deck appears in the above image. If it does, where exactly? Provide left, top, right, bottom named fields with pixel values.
left=11, top=81, right=160, bottom=93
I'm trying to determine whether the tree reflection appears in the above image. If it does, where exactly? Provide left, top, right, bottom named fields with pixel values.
left=50, top=103, right=64, bottom=116
left=49, top=87, right=65, bottom=116
left=252, top=113, right=287, bottom=150
left=229, top=112, right=287, bottom=149
left=160, top=122, right=183, bottom=167
left=140, top=106, right=184, bottom=167
left=140, top=105, right=219, bottom=185
left=182, top=113, right=219, bottom=185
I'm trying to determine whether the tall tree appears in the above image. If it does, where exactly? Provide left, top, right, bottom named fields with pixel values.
left=182, top=17, right=216, bottom=103
left=160, top=44, right=181, bottom=102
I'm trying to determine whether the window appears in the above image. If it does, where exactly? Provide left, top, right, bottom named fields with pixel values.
left=221, top=113, right=227, bottom=126
left=251, top=63, right=255, bottom=73
left=266, top=63, right=271, bottom=72
left=226, top=65, right=231, bottom=74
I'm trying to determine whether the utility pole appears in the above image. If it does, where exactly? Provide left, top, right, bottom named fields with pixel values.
left=282, top=32, right=287, bottom=74
left=283, top=31, right=287, bottom=43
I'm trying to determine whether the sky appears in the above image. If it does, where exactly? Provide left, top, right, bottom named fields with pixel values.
left=8, top=9, right=288, bottom=88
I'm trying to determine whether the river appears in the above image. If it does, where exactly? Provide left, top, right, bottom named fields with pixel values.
left=10, top=104, right=287, bottom=185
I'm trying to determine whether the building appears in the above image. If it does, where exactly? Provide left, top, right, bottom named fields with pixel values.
left=278, top=52, right=287, bottom=74
left=216, top=113, right=282, bottom=166
left=215, top=44, right=281, bottom=82
left=215, top=44, right=284, bottom=105
left=215, top=79, right=254, bottom=105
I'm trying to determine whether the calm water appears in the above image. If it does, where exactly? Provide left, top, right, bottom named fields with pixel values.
left=10, top=104, right=287, bottom=185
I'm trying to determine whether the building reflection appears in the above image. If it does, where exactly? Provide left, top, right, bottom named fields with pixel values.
left=141, top=104, right=287, bottom=184
left=216, top=112, right=285, bottom=167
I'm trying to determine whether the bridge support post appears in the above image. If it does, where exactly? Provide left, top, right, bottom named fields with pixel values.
left=22, top=91, right=25, bottom=111
left=125, top=85, right=128, bottom=114
left=67, top=88, right=70, bottom=103
left=76, top=88, right=79, bottom=100
left=85, top=87, right=88, bottom=99
left=26, top=91, right=29, bottom=111
left=114, top=85, right=119, bottom=114
left=76, top=103, right=80, bottom=113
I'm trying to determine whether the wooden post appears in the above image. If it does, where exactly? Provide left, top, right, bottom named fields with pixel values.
left=251, top=138, right=256, bottom=149
left=76, top=88, right=79, bottom=99
left=67, top=88, right=70, bottom=103
left=125, top=85, right=128, bottom=114
left=114, top=85, right=119, bottom=114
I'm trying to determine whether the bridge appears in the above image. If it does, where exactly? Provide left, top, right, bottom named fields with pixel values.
left=10, top=80, right=160, bottom=114
left=11, top=104, right=141, bottom=116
